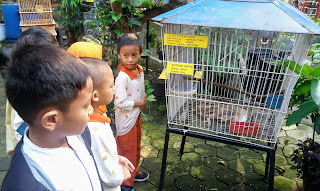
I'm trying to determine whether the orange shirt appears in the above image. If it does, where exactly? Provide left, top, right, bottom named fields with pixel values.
left=89, top=112, right=111, bottom=124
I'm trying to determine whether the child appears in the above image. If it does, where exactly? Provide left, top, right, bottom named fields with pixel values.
left=80, top=57, right=135, bottom=191
left=114, top=33, right=148, bottom=191
left=1, top=44, right=102, bottom=191
left=67, top=36, right=112, bottom=66
left=0, top=27, right=58, bottom=156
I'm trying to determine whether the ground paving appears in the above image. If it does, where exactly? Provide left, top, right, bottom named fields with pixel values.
left=0, top=76, right=319, bottom=190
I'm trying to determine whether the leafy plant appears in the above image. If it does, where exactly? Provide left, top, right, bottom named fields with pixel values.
left=141, top=79, right=156, bottom=121
left=57, top=0, right=90, bottom=43
left=284, top=43, right=320, bottom=189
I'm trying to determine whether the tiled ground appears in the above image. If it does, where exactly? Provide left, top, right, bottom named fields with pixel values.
left=0, top=71, right=319, bottom=190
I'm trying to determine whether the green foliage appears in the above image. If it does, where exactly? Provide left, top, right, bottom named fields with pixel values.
left=285, top=46, right=320, bottom=136
left=87, top=0, right=152, bottom=62
left=145, top=80, right=156, bottom=102
left=57, top=0, right=89, bottom=42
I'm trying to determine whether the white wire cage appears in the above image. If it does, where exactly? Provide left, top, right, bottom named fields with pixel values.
left=160, top=24, right=310, bottom=145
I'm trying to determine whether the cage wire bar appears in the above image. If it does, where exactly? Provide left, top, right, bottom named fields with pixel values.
left=151, top=0, right=320, bottom=190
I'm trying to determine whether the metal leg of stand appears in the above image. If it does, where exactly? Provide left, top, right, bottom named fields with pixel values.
left=179, top=133, right=187, bottom=160
left=268, top=149, right=276, bottom=191
left=159, top=127, right=171, bottom=191
left=265, top=150, right=270, bottom=180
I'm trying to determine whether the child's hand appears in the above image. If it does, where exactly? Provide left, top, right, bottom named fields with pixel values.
left=140, top=93, right=147, bottom=111
left=118, top=155, right=135, bottom=172
left=122, top=167, right=131, bottom=181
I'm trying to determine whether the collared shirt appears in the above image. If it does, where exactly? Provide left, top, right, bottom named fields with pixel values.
left=88, top=113, right=123, bottom=191
left=22, top=131, right=101, bottom=191
left=114, top=64, right=145, bottom=136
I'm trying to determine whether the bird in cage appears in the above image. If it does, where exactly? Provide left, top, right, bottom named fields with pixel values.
left=197, top=103, right=248, bottom=122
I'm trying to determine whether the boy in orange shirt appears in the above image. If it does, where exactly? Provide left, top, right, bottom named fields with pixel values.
left=114, top=33, right=148, bottom=191
left=81, top=57, right=135, bottom=191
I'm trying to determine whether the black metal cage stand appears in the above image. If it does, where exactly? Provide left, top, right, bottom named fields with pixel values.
left=158, top=125, right=276, bottom=191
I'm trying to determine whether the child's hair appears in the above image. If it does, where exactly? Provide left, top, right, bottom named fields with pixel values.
left=116, top=33, right=142, bottom=53
left=0, top=27, right=57, bottom=79
left=5, top=45, right=90, bottom=125
left=16, top=27, right=57, bottom=47
left=0, top=45, right=15, bottom=79
left=80, top=57, right=109, bottom=89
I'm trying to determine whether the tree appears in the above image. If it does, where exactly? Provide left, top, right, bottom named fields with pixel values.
left=109, top=0, right=186, bottom=33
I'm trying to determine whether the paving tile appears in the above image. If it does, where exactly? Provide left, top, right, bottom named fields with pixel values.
left=141, top=145, right=159, bottom=158
left=141, top=135, right=153, bottom=147
left=273, top=175, right=298, bottom=191
left=252, top=161, right=266, bottom=176
left=229, top=183, right=256, bottom=191
left=181, top=152, right=204, bottom=166
left=204, top=156, right=228, bottom=171
left=175, top=175, right=202, bottom=191
left=206, top=140, right=227, bottom=148
left=278, top=136, right=301, bottom=145
left=143, top=122, right=160, bottom=131
left=186, top=136, right=206, bottom=145
left=141, top=158, right=162, bottom=172
left=190, top=165, right=215, bottom=181
left=194, top=144, right=216, bottom=157
left=146, top=129, right=165, bottom=139
left=216, top=147, right=239, bottom=161
left=166, top=160, right=190, bottom=177
left=0, top=171, right=7, bottom=188
left=282, top=165, right=300, bottom=180
left=201, top=179, right=229, bottom=191
left=134, top=181, right=157, bottom=191
left=172, top=141, right=194, bottom=153
left=239, top=149, right=263, bottom=160
left=158, top=149, right=180, bottom=163
left=228, top=159, right=253, bottom=174
left=215, top=168, right=242, bottom=185
left=152, top=139, right=171, bottom=149
left=242, top=172, right=268, bottom=191
left=0, top=157, right=10, bottom=171
left=286, top=130, right=308, bottom=141
left=275, top=154, right=288, bottom=166
left=148, top=171, right=175, bottom=188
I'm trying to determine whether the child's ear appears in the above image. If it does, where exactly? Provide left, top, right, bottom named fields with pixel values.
left=92, top=90, right=99, bottom=102
left=41, top=110, right=59, bottom=131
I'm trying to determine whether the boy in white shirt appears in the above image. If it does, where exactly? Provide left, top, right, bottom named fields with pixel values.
left=81, top=57, right=135, bottom=191
left=114, top=33, right=149, bottom=191
left=1, top=45, right=102, bottom=191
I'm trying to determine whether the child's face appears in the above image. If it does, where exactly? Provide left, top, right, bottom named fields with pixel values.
left=117, top=45, right=142, bottom=70
left=58, top=77, right=94, bottom=136
left=96, top=66, right=115, bottom=105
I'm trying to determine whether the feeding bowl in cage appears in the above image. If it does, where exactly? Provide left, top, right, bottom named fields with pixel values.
left=266, top=95, right=284, bottom=109
left=230, top=122, right=259, bottom=136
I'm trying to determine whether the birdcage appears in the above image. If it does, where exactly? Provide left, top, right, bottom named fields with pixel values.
left=152, top=0, right=320, bottom=190
left=18, top=0, right=56, bottom=36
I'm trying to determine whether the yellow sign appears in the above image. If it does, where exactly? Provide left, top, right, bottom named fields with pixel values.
left=158, top=69, right=169, bottom=80
left=86, top=0, right=94, bottom=2
left=167, top=62, right=194, bottom=75
left=194, top=71, right=203, bottom=79
left=164, top=34, right=208, bottom=48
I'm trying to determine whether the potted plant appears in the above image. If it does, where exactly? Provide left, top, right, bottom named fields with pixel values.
left=284, top=43, right=320, bottom=190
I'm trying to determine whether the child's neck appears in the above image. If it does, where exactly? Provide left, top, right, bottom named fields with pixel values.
left=131, top=67, right=139, bottom=75
left=92, top=102, right=101, bottom=114
left=28, top=126, right=70, bottom=149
